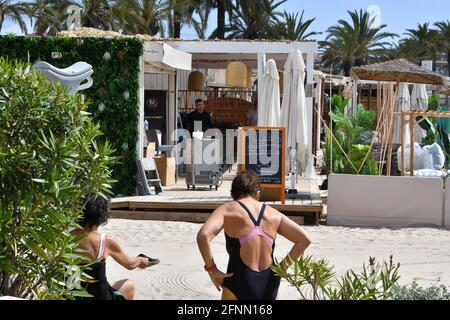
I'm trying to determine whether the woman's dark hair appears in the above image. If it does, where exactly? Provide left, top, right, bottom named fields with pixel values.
left=231, top=171, right=261, bottom=201
left=78, top=196, right=111, bottom=227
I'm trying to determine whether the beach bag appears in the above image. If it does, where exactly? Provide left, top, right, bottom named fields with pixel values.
left=423, top=143, right=445, bottom=170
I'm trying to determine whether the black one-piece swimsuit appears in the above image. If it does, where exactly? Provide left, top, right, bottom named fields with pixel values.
left=77, top=233, right=125, bottom=300
left=222, top=201, right=281, bottom=300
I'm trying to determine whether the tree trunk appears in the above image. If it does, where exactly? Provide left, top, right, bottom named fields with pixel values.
left=343, top=60, right=352, bottom=77
left=447, top=50, right=450, bottom=76
left=173, top=10, right=181, bottom=38
left=0, top=270, right=11, bottom=296
left=217, top=1, right=225, bottom=39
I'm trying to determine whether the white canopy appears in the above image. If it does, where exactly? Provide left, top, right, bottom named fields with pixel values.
left=393, top=83, right=411, bottom=144
left=280, top=50, right=308, bottom=173
left=258, top=59, right=280, bottom=126
left=411, top=84, right=428, bottom=142
left=143, top=42, right=192, bottom=74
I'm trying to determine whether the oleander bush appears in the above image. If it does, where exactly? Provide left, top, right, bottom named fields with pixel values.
left=273, top=255, right=400, bottom=300
left=0, top=58, right=116, bottom=299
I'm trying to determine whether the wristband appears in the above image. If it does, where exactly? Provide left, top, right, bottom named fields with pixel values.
left=204, top=264, right=218, bottom=273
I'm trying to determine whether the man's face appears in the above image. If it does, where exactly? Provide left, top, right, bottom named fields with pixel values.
left=196, top=101, right=205, bottom=113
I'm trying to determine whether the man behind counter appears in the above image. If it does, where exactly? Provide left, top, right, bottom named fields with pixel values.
left=186, top=98, right=213, bottom=135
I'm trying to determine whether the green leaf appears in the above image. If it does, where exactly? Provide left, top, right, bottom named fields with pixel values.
left=21, top=237, right=49, bottom=261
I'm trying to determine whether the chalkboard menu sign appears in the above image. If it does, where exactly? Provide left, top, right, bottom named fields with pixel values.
left=239, top=127, right=286, bottom=203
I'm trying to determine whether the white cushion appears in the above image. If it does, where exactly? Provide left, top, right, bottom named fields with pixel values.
left=397, top=143, right=423, bottom=171
left=405, top=169, right=447, bottom=178
left=423, top=143, right=445, bottom=170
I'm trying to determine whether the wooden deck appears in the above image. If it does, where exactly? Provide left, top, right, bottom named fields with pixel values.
left=111, top=168, right=324, bottom=225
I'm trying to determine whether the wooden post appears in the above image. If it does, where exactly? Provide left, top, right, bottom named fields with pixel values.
left=401, top=113, right=405, bottom=176
left=386, top=84, right=395, bottom=176
left=410, top=112, right=415, bottom=177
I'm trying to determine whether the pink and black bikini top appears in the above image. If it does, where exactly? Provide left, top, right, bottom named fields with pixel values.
left=236, top=201, right=274, bottom=247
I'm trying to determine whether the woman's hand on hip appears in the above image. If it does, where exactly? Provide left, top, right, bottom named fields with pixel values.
left=209, top=270, right=233, bottom=291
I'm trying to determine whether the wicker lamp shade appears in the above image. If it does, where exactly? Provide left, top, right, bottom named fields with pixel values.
left=188, top=71, right=205, bottom=90
left=246, top=65, right=253, bottom=88
left=226, top=61, right=248, bottom=88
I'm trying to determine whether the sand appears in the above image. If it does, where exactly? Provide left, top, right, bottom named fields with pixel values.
left=101, top=219, right=450, bottom=300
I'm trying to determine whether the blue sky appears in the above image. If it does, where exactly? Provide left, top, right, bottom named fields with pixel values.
left=2, top=0, right=450, bottom=41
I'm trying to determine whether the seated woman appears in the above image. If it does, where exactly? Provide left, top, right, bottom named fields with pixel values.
left=74, top=196, right=158, bottom=300
left=197, top=171, right=311, bottom=300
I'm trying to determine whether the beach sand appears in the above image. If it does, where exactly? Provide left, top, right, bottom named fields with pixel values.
left=102, top=219, right=450, bottom=300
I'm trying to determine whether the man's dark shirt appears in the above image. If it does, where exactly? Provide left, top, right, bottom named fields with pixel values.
left=186, top=110, right=213, bottom=134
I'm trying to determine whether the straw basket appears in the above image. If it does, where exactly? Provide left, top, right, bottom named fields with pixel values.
left=226, top=61, right=248, bottom=88
left=188, top=71, right=205, bottom=91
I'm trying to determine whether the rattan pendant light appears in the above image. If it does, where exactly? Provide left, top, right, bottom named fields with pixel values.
left=226, top=61, right=248, bottom=88
left=188, top=71, right=205, bottom=90
left=246, top=65, right=254, bottom=88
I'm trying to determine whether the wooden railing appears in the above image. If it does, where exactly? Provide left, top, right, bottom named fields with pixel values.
left=178, top=90, right=256, bottom=127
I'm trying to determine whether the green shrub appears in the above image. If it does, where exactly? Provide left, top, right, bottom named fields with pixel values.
left=0, top=58, right=116, bottom=299
left=323, top=105, right=379, bottom=175
left=389, top=279, right=450, bottom=300
left=0, top=35, right=143, bottom=195
left=329, top=94, right=350, bottom=114
left=428, top=93, right=441, bottom=111
left=273, top=255, right=400, bottom=300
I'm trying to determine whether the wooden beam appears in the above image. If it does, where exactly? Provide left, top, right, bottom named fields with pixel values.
left=410, top=113, right=415, bottom=177
left=401, top=114, right=406, bottom=176
left=110, top=210, right=305, bottom=226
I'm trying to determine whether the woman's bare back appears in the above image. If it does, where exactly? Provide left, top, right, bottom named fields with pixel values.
left=221, top=198, right=282, bottom=271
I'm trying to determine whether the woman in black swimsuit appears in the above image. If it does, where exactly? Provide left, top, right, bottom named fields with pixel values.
left=197, top=171, right=311, bottom=300
left=74, top=196, right=159, bottom=300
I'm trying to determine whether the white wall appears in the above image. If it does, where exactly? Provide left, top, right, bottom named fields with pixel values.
left=328, top=174, right=445, bottom=227
left=144, top=69, right=202, bottom=91
left=445, top=179, right=450, bottom=228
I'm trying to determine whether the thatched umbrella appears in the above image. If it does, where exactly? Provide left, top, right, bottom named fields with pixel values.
left=351, top=59, right=447, bottom=85
left=350, top=60, right=446, bottom=176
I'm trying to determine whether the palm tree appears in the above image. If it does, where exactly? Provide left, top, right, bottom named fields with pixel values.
left=405, top=23, right=442, bottom=71
left=30, top=0, right=114, bottom=34
left=191, top=1, right=211, bottom=39
left=391, top=38, right=426, bottom=63
left=29, top=0, right=74, bottom=35
left=0, top=0, right=28, bottom=33
left=207, top=0, right=232, bottom=39
left=321, top=9, right=397, bottom=76
left=111, top=0, right=168, bottom=35
left=228, top=0, right=287, bottom=39
left=270, top=10, right=320, bottom=40
left=77, top=0, right=112, bottom=30
left=435, top=20, right=450, bottom=76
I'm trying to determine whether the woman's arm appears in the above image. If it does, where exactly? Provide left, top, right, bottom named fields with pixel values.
left=107, top=237, right=148, bottom=270
left=196, top=207, right=225, bottom=268
left=277, top=214, right=311, bottom=268
left=197, top=206, right=233, bottom=291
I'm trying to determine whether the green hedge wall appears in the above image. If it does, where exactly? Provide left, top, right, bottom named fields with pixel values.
left=0, top=35, right=143, bottom=195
